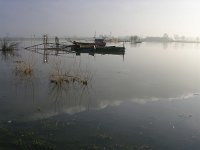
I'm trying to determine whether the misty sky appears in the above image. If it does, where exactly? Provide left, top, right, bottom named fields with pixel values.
left=0, top=0, right=200, bottom=37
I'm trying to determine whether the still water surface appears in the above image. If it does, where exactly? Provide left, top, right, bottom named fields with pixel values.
left=1, top=41, right=200, bottom=149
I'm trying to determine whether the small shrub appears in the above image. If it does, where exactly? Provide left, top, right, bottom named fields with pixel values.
left=1, top=39, right=17, bottom=51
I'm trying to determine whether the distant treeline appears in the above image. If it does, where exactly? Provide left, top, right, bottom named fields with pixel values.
left=1, top=34, right=200, bottom=43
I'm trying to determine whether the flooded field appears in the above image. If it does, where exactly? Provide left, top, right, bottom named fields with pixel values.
left=1, top=40, right=200, bottom=149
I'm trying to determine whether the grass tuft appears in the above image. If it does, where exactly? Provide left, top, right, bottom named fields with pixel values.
left=15, top=60, right=33, bottom=77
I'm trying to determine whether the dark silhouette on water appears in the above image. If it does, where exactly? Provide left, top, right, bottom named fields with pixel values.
left=25, top=36, right=125, bottom=59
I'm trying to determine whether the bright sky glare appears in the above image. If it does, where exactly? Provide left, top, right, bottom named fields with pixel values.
left=0, top=0, right=200, bottom=37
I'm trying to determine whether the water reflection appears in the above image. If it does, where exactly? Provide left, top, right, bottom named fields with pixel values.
left=1, top=50, right=15, bottom=61
left=2, top=40, right=200, bottom=149
left=130, top=42, right=142, bottom=47
left=162, top=42, right=169, bottom=49
left=1, top=41, right=200, bottom=121
left=14, top=70, right=35, bottom=103
left=43, top=49, right=48, bottom=63
left=48, top=79, right=91, bottom=114
left=0, top=48, right=20, bottom=62
left=0, top=40, right=19, bottom=61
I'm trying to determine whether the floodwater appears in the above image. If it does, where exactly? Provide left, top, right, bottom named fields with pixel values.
left=1, top=41, right=200, bottom=149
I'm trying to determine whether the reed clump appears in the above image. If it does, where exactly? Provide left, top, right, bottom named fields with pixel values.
left=49, top=63, right=89, bottom=86
left=0, top=39, right=18, bottom=60
left=49, top=74, right=88, bottom=86
left=15, top=60, right=33, bottom=76
left=1, top=39, right=17, bottom=51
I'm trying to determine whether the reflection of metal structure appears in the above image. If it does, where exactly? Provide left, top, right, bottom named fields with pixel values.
left=42, top=35, right=49, bottom=63
left=25, top=36, right=75, bottom=63
left=43, top=49, right=48, bottom=63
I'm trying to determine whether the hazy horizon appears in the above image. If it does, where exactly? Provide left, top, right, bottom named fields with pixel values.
left=1, top=0, right=200, bottom=38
